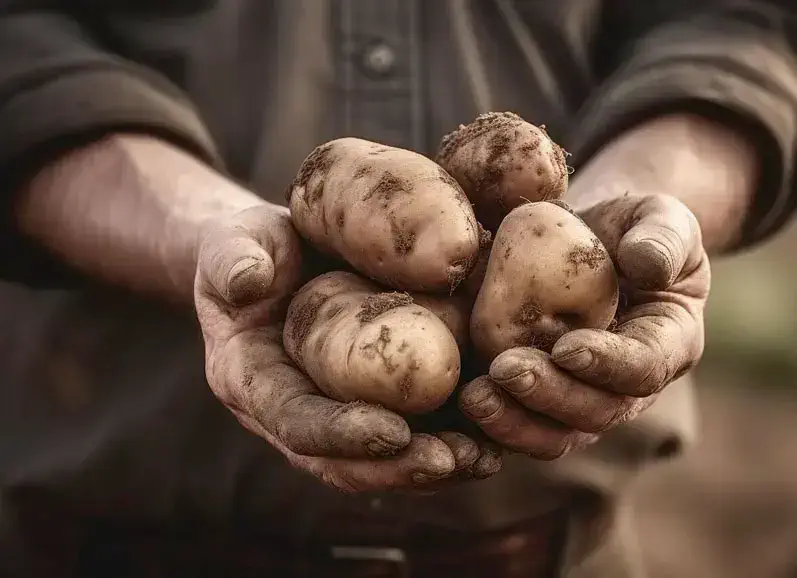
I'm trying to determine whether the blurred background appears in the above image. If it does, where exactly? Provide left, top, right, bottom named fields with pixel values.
left=633, top=219, right=797, bottom=577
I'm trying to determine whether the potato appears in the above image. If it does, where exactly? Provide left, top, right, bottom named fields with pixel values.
left=283, top=271, right=461, bottom=414
left=435, top=112, right=569, bottom=231
left=288, top=138, right=480, bottom=292
left=409, top=291, right=471, bottom=352
left=409, top=223, right=492, bottom=352
left=471, top=201, right=619, bottom=361
left=460, top=222, right=493, bottom=303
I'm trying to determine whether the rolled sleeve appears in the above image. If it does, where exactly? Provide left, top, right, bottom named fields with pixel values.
left=568, top=3, right=797, bottom=246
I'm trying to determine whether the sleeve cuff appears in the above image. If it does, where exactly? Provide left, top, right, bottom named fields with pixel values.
left=567, top=58, right=796, bottom=248
left=0, top=63, right=222, bottom=184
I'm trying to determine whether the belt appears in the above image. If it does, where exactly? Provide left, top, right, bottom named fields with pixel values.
left=74, top=508, right=568, bottom=578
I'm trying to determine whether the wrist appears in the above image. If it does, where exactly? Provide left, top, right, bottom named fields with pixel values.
left=566, top=113, right=758, bottom=254
left=16, top=133, right=265, bottom=303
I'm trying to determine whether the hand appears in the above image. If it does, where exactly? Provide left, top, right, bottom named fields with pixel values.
left=194, top=193, right=499, bottom=493
left=459, top=192, right=709, bottom=458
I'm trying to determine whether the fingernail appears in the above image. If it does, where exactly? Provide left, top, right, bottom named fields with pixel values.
left=366, top=438, right=401, bottom=457
left=227, top=258, right=261, bottom=286
left=411, top=472, right=446, bottom=484
left=554, top=348, right=593, bottom=371
left=490, top=358, right=533, bottom=382
left=460, top=384, right=502, bottom=419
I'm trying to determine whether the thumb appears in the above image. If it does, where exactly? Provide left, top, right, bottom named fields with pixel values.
left=200, top=229, right=276, bottom=307
left=583, top=194, right=701, bottom=292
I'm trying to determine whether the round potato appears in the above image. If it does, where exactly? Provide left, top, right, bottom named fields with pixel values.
left=435, top=112, right=569, bottom=231
left=283, top=271, right=461, bottom=414
left=288, top=138, right=480, bottom=292
left=471, top=201, right=619, bottom=361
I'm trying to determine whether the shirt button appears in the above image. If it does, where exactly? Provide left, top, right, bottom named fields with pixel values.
left=361, top=41, right=397, bottom=77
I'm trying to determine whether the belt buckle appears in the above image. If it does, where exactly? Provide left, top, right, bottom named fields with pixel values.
left=329, top=545, right=410, bottom=578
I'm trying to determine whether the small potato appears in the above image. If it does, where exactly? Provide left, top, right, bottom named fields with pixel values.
left=471, top=201, right=619, bottom=361
left=283, top=271, right=461, bottom=414
left=435, top=112, right=569, bottom=231
left=288, top=138, right=480, bottom=292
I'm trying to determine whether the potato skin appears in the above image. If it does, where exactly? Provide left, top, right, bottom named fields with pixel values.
left=409, top=291, right=471, bottom=352
left=471, top=201, right=619, bottom=361
left=408, top=224, right=491, bottom=352
left=283, top=271, right=461, bottom=414
left=288, top=138, right=480, bottom=292
left=436, top=112, right=569, bottom=232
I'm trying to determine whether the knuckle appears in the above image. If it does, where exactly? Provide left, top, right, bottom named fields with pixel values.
left=644, top=192, right=684, bottom=215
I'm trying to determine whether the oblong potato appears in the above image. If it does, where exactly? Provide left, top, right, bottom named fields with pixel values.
left=283, top=271, right=461, bottom=414
left=288, top=138, right=480, bottom=292
left=436, top=112, right=569, bottom=231
left=471, top=201, right=619, bottom=361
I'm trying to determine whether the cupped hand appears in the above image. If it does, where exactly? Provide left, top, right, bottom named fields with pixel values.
left=459, top=192, right=709, bottom=458
left=437, top=111, right=712, bottom=459
left=194, top=168, right=499, bottom=492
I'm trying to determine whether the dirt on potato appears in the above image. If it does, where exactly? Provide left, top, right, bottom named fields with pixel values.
left=357, top=292, right=414, bottom=323
left=288, top=142, right=335, bottom=204
left=288, top=138, right=480, bottom=292
left=286, top=292, right=330, bottom=366
left=436, top=112, right=570, bottom=231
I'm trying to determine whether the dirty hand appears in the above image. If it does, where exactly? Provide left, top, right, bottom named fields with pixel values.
left=440, top=112, right=711, bottom=459
left=461, top=191, right=710, bottom=457
left=195, top=157, right=498, bottom=493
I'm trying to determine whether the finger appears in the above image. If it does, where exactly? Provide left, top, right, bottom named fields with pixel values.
left=302, top=434, right=458, bottom=493
left=435, top=431, right=480, bottom=472
left=199, top=227, right=276, bottom=307
left=458, top=376, right=595, bottom=459
left=551, top=302, right=703, bottom=396
left=580, top=194, right=703, bottom=291
left=489, top=347, right=644, bottom=433
left=403, top=436, right=504, bottom=495
left=218, top=327, right=411, bottom=458
left=469, top=440, right=503, bottom=479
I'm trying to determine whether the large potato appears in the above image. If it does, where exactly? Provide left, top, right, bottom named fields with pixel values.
left=288, top=138, right=480, bottom=292
left=283, top=271, right=460, bottom=414
left=436, top=112, right=569, bottom=231
left=471, top=201, right=619, bottom=361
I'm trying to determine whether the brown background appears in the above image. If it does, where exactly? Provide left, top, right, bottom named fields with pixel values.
left=634, top=221, right=797, bottom=578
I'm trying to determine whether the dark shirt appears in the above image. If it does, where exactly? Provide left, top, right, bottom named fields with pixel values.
left=0, top=0, right=795, bottom=573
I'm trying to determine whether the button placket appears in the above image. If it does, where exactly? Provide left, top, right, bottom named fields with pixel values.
left=332, top=0, right=424, bottom=151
